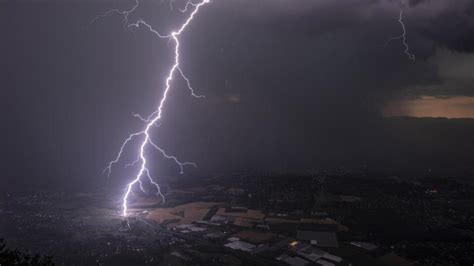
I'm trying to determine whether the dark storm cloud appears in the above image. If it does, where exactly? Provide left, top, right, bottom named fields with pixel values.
left=411, top=1, right=474, bottom=53
left=240, top=0, right=474, bottom=53
left=2, top=0, right=474, bottom=188
left=390, top=48, right=474, bottom=98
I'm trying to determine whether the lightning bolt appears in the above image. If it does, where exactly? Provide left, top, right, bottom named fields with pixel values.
left=385, top=3, right=415, bottom=62
left=95, top=0, right=210, bottom=216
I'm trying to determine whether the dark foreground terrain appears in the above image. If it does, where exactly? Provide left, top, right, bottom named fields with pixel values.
left=1, top=173, right=474, bottom=265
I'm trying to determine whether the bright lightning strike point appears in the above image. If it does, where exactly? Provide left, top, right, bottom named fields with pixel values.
left=97, top=0, right=210, bottom=217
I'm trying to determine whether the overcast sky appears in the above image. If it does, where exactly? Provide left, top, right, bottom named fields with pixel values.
left=1, top=0, right=474, bottom=189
